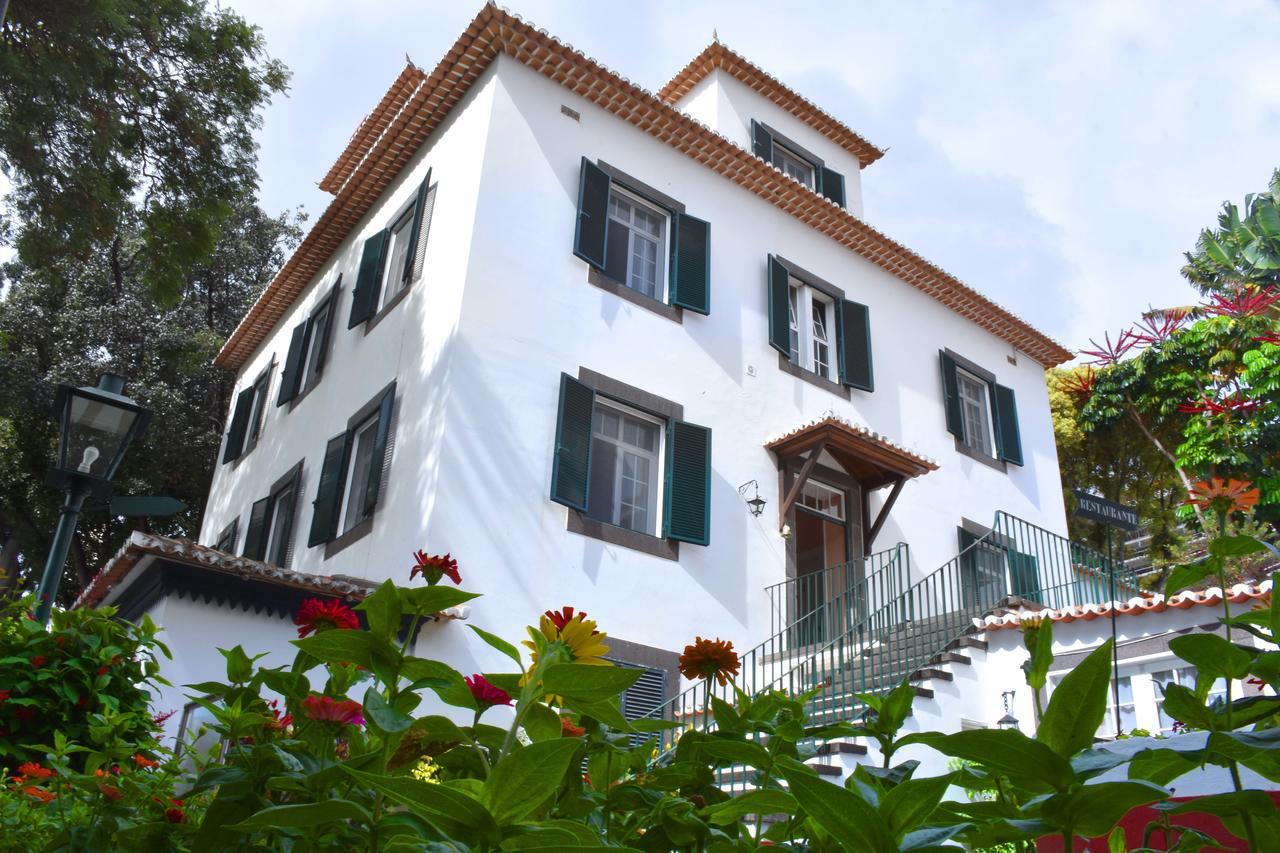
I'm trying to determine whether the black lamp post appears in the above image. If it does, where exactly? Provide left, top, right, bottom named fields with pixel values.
left=738, top=480, right=767, bottom=517
left=34, top=374, right=150, bottom=625
left=997, top=690, right=1019, bottom=730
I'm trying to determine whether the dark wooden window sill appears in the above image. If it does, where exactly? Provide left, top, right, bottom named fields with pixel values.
left=364, top=280, right=413, bottom=336
left=587, top=267, right=682, bottom=324
left=324, top=515, right=375, bottom=560
left=776, top=352, right=850, bottom=399
left=567, top=511, right=679, bottom=561
left=953, top=437, right=1007, bottom=473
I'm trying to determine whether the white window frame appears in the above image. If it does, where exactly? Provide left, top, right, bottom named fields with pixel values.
left=337, top=413, right=382, bottom=534
left=379, top=203, right=416, bottom=311
left=798, top=480, right=845, bottom=521
left=607, top=185, right=670, bottom=302
left=773, top=143, right=815, bottom=189
left=300, top=297, right=333, bottom=391
left=787, top=278, right=836, bottom=380
left=588, top=397, right=666, bottom=537
left=956, top=368, right=996, bottom=458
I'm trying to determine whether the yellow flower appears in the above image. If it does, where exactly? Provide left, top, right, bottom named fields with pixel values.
left=410, top=757, right=440, bottom=783
left=521, top=607, right=612, bottom=669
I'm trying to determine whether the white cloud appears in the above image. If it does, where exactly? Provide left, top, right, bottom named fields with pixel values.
left=225, top=0, right=1280, bottom=352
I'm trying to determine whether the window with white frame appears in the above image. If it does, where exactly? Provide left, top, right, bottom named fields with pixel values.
left=263, top=479, right=296, bottom=567
left=339, top=413, right=383, bottom=534
left=1100, top=675, right=1138, bottom=738
left=380, top=204, right=416, bottom=310
left=773, top=143, right=815, bottom=189
left=245, top=370, right=270, bottom=448
left=956, top=369, right=995, bottom=457
left=586, top=399, right=664, bottom=536
left=606, top=188, right=668, bottom=300
left=787, top=278, right=836, bottom=380
left=300, top=297, right=334, bottom=391
left=798, top=480, right=845, bottom=520
left=1153, top=666, right=1227, bottom=732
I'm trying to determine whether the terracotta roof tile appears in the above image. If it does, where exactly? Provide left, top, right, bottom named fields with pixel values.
left=657, top=41, right=884, bottom=168
left=765, top=414, right=938, bottom=476
left=215, top=5, right=1071, bottom=371
left=979, top=580, right=1273, bottom=631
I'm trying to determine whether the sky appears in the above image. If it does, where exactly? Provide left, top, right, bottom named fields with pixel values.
left=222, top=0, right=1280, bottom=353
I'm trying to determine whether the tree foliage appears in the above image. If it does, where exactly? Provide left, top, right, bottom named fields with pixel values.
left=0, top=0, right=289, bottom=303
left=0, top=195, right=303, bottom=602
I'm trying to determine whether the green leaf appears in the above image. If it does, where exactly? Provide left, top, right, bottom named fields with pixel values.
left=899, top=730, right=1074, bottom=793
left=1022, top=617, right=1055, bottom=691
left=469, top=625, right=522, bottom=667
left=776, top=757, right=895, bottom=852
left=1128, top=747, right=1201, bottom=786
left=880, top=773, right=952, bottom=840
left=402, top=586, right=481, bottom=615
left=1165, top=556, right=1223, bottom=596
left=1209, top=535, right=1269, bottom=558
left=291, top=630, right=386, bottom=671
left=699, top=738, right=771, bottom=769
left=565, top=697, right=632, bottom=732
left=481, top=739, right=581, bottom=824
left=901, top=823, right=975, bottom=851
left=228, top=800, right=371, bottom=830
left=401, top=657, right=476, bottom=710
left=342, top=766, right=496, bottom=842
left=541, top=664, right=642, bottom=703
left=1040, top=780, right=1167, bottom=837
left=1169, top=633, right=1254, bottom=680
left=1167, top=789, right=1276, bottom=818
left=356, top=580, right=401, bottom=642
left=701, top=789, right=797, bottom=825
left=219, top=645, right=260, bottom=683
left=628, top=718, right=680, bottom=732
left=1037, top=639, right=1114, bottom=758
left=1160, top=683, right=1214, bottom=730
left=1107, top=826, right=1126, bottom=853
left=522, top=701, right=564, bottom=742
left=364, top=687, right=413, bottom=734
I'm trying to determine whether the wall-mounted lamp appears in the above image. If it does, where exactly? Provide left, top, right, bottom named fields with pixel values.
left=997, top=690, right=1019, bottom=730
left=738, top=480, right=767, bottom=517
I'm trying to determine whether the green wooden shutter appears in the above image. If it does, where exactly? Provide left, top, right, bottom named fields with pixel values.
left=573, top=158, right=611, bottom=269
left=664, top=420, right=711, bottom=546
left=311, top=276, right=342, bottom=379
left=836, top=298, right=874, bottom=391
left=819, top=166, right=845, bottom=207
left=401, top=168, right=433, bottom=284
left=243, top=497, right=271, bottom=560
left=362, top=386, right=396, bottom=515
left=751, top=120, right=774, bottom=163
left=939, top=351, right=964, bottom=439
left=993, top=383, right=1024, bottom=466
left=550, top=373, right=595, bottom=511
left=767, top=255, right=791, bottom=355
left=274, top=470, right=301, bottom=567
left=670, top=212, right=710, bottom=314
left=277, top=321, right=308, bottom=405
left=348, top=230, right=390, bottom=328
left=308, top=431, right=352, bottom=546
left=222, top=387, right=255, bottom=463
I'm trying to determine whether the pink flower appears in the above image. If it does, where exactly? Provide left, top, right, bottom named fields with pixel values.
left=1080, top=329, right=1140, bottom=365
left=410, top=551, right=461, bottom=585
left=301, top=695, right=365, bottom=727
left=465, top=674, right=512, bottom=708
left=294, top=598, right=360, bottom=638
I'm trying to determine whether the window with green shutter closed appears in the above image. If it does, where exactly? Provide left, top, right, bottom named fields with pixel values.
left=664, top=420, right=712, bottom=546
left=670, top=213, right=710, bottom=314
left=993, top=384, right=1023, bottom=466
left=836, top=298, right=873, bottom=392
left=348, top=230, right=390, bottom=328
left=767, top=255, right=791, bottom=356
left=243, top=496, right=270, bottom=560
left=277, top=321, right=308, bottom=406
left=574, top=158, right=611, bottom=269
left=550, top=374, right=595, bottom=512
left=222, top=387, right=255, bottom=464
left=752, top=120, right=846, bottom=208
left=308, top=431, right=352, bottom=546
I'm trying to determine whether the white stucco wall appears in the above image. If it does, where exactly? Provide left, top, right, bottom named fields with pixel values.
left=192, top=52, right=1068, bottom=691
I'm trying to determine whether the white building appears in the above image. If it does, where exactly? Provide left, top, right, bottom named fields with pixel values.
left=80, top=6, right=1092, bottom=745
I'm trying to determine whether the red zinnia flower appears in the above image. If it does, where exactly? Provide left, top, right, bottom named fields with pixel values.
left=16, top=762, right=53, bottom=781
left=293, top=598, right=360, bottom=638
left=679, top=637, right=741, bottom=687
left=301, top=695, right=365, bottom=727
left=132, top=753, right=159, bottom=770
left=264, top=699, right=293, bottom=731
left=23, top=786, right=55, bottom=804
left=165, top=799, right=185, bottom=823
left=560, top=716, right=586, bottom=738
left=0, top=690, right=9, bottom=703
left=97, top=666, right=109, bottom=677
left=465, top=674, right=512, bottom=708
left=543, top=606, right=601, bottom=635
left=410, top=550, right=461, bottom=585
left=97, top=783, right=124, bottom=802
left=31, top=656, right=45, bottom=668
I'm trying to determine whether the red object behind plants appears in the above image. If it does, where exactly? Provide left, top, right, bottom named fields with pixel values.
left=293, top=598, right=360, bottom=638
left=301, top=695, right=365, bottom=727
left=465, top=674, right=512, bottom=708
left=410, top=550, right=461, bottom=585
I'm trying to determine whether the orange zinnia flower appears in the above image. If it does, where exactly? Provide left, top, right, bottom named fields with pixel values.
left=679, top=637, right=741, bottom=687
left=1185, top=478, right=1260, bottom=515
left=23, top=786, right=56, bottom=804
left=132, top=753, right=159, bottom=770
left=560, top=715, right=586, bottom=738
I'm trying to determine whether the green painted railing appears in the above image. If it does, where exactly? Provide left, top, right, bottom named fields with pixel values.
left=642, top=513, right=1134, bottom=791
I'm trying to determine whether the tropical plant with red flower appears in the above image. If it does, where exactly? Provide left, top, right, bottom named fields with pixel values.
left=0, top=690, right=9, bottom=703
left=22, top=786, right=56, bottom=804
left=132, top=753, right=159, bottom=769
left=293, top=598, right=360, bottom=638
left=410, top=550, right=461, bottom=585
left=1204, top=286, right=1280, bottom=319
left=13, top=762, right=54, bottom=782
left=97, top=782, right=124, bottom=801
left=301, top=695, right=365, bottom=727
left=1059, top=366, right=1098, bottom=397
left=1131, top=308, right=1190, bottom=345
left=679, top=637, right=741, bottom=687
left=465, top=674, right=512, bottom=708
left=560, top=716, right=586, bottom=738
left=31, top=655, right=45, bottom=668
left=1177, top=394, right=1260, bottom=415
left=164, top=799, right=186, bottom=823
left=1079, top=328, right=1140, bottom=365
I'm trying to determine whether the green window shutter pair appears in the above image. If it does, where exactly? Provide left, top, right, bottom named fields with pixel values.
left=307, top=385, right=396, bottom=546
left=767, top=255, right=873, bottom=391
left=550, top=373, right=712, bottom=546
left=243, top=496, right=271, bottom=560
left=573, top=158, right=711, bottom=314
left=401, top=170, right=433, bottom=286
left=277, top=322, right=308, bottom=405
left=222, top=387, right=255, bottom=464
left=308, top=277, right=342, bottom=385
left=938, top=351, right=1023, bottom=466
left=752, top=120, right=847, bottom=209
left=817, top=166, right=846, bottom=208
left=348, top=229, right=390, bottom=328
left=751, top=120, right=773, bottom=163
left=279, top=278, right=343, bottom=406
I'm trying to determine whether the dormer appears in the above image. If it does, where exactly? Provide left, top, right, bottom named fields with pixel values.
left=658, top=42, right=882, bottom=219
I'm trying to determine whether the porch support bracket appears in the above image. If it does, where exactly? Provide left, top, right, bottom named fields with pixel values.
left=778, top=441, right=826, bottom=528
left=864, top=475, right=906, bottom=552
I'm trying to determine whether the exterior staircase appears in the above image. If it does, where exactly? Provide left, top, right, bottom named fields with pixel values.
left=641, top=511, right=1140, bottom=790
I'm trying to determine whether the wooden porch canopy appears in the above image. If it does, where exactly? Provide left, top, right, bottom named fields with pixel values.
left=765, top=416, right=938, bottom=550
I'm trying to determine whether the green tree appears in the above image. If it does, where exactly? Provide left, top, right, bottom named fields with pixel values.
left=0, top=195, right=303, bottom=601
left=0, top=0, right=288, bottom=303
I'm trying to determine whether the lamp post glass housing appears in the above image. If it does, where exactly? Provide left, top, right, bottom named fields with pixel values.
left=52, top=375, right=149, bottom=485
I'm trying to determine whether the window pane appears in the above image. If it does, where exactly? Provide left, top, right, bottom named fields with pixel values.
left=812, top=298, right=830, bottom=378
left=303, top=304, right=330, bottom=386
left=268, top=489, right=293, bottom=565
left=342, top=420, right=379, bottom=532
left=383, top=210, right=415, bottom=301
left=586, top=402, right=661, bottom=536
left=788, top=287, right=801, bottom=363
left=586, top=437, right=618, bottom=526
